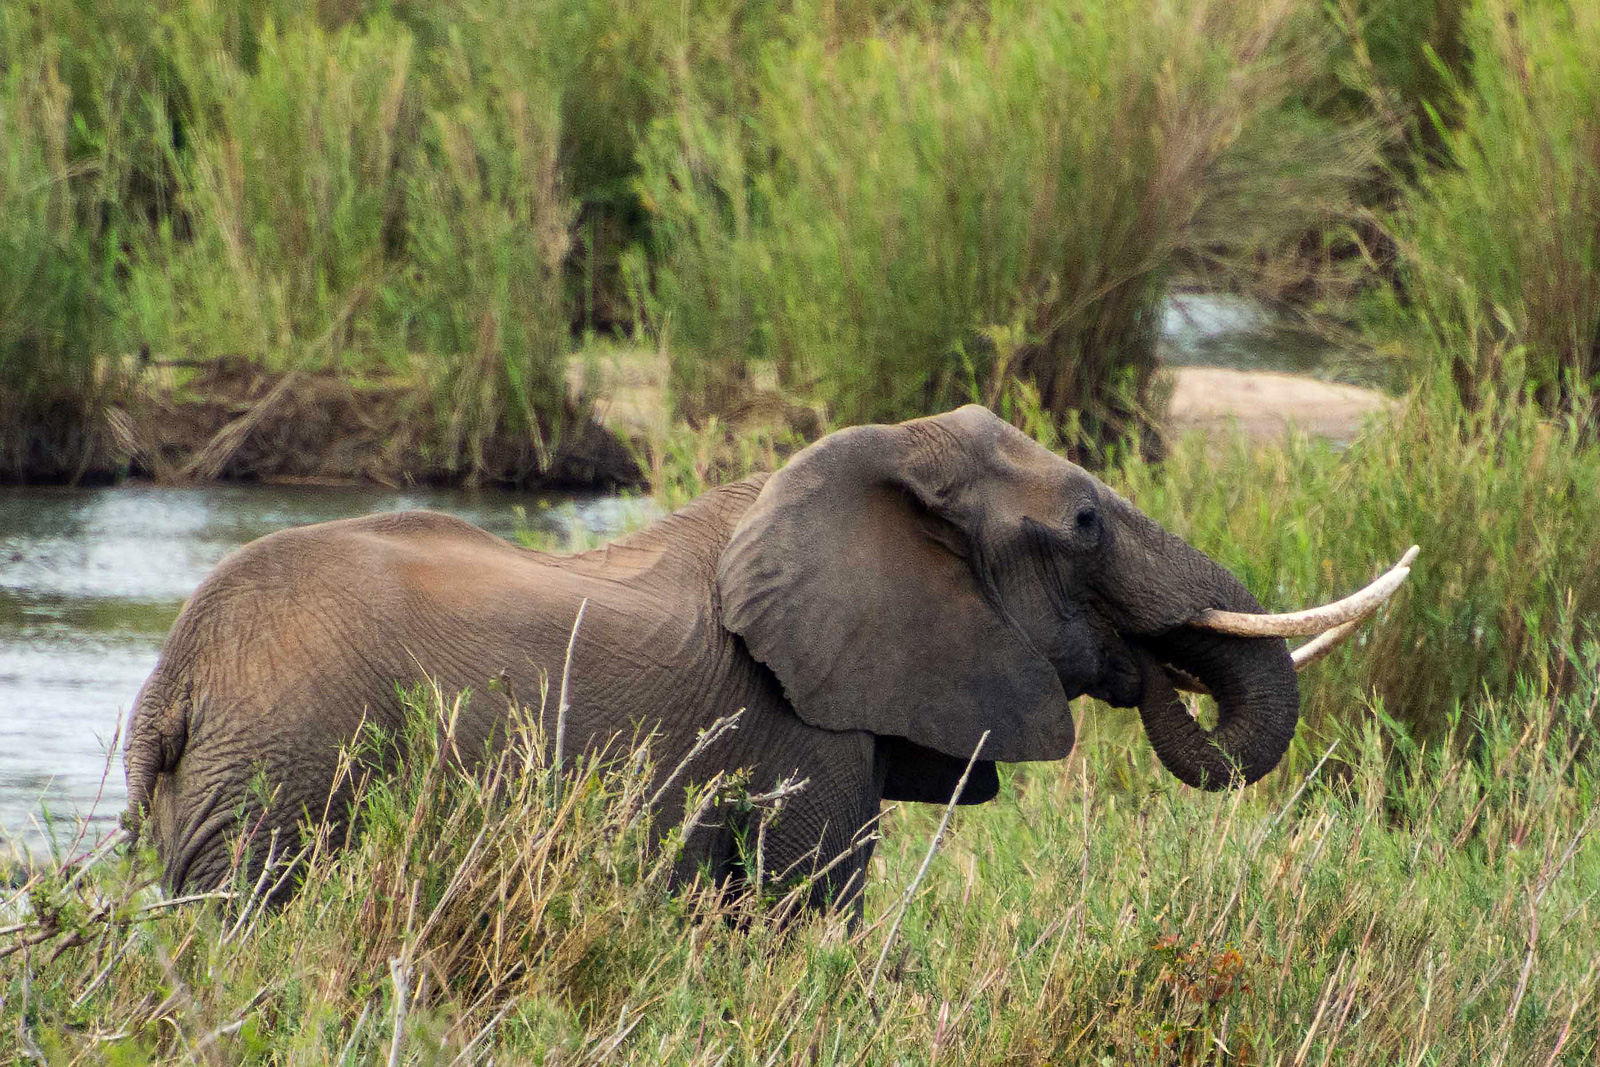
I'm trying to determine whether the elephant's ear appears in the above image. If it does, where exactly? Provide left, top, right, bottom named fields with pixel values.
left=879, top=737, right=1001, bottom=805
left=715, top=411, right=1075, bottom=765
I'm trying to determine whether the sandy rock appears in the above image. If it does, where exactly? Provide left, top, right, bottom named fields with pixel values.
left=1165, top=367, right=1393, bottom=446
left=574, top=349, right=1393, bottom=452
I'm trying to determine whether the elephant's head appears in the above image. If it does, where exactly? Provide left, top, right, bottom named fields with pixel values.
left=717, top=405, right=1397, bottom=797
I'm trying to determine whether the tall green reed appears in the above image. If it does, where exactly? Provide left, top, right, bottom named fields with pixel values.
left=1381, top=0, right=1600, bottom=419
left=120, top=11, right=413, bottom=375
left=400, top=0, right=574, bottom=484
left=0, top=6, right=131, bottom=480
left=639, top=0, right=1377, bottom=456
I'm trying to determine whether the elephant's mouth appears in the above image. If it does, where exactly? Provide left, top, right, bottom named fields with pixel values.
left=1076, top=633, right=1145, bottom=708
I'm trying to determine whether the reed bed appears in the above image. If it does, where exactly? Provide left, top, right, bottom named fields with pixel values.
left=4, top=653, right=1597, bottom=1063
left=638, top=0, right=1380, bottom=453
left=1377, top=0, right=1600, bottom=418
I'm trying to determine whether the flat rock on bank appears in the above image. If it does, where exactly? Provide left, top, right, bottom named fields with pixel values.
left=1164, top=367, right=1392, bottom=446
left=578, top=349, right=1394, bottom=449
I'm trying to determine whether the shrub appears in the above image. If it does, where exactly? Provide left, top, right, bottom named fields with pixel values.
left=1323, top=0, right=1471, bottom=156
left=640, top=0, right=1375, bottom=456
left=0, top=6, right=132, bottom=481
left=1381, top=0, right=1600, bottom=419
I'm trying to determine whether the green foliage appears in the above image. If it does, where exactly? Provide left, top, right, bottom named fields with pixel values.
left=400, top=0, right=575, bottom=482
left=6, top=669, right=1599, bottom=1061
left=0, top=6, right=127, bottom=480
left=1, top=0, right=591, bottom=484
left=121, top=12, right=413, bottom=373
left=1323, top=0, right=1471, bottom=152
left=1381, top=0, right=1600, bottom=418
left=639, top=0, right=1380, bottom=455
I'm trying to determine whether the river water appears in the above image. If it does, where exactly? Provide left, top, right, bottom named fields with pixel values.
left=0, top=293, right=1340, bottom=862
left=0, top=484, right=655, bottom=861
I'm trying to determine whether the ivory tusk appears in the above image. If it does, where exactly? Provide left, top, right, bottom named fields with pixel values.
left=1188, top=545, right=1419, bottom=638
left=1289, top=615, right=1366, bottom=671
left=1166, top=615, right=1376, bottom=698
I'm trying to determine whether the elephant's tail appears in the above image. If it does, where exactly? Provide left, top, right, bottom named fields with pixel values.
left=121, top=672, right=190, bottom=836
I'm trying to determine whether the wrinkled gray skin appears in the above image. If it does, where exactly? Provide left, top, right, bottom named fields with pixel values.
left=124, top=405, right=1297, bottom=909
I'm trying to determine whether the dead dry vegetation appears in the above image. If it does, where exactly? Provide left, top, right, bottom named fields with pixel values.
left=4, top=660, right=1598, bottom=1063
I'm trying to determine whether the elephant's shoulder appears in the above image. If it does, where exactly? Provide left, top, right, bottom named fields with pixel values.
left=252, top=510, right=512, bottom=560
left=626, top=476, right=770, bottom=546
left=593, top=476, right=770, bottom=577
left=317, top=510, right=500, bottom=544
left=205, top=511, right=515, bottom=592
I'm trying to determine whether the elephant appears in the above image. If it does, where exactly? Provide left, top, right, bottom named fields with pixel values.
left=123, top=405, right=1409, bottom=910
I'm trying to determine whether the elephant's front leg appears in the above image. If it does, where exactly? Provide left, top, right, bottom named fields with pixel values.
left=660, top=723, right=885, bottom=918
left=739, top=726, right=887, bottom=916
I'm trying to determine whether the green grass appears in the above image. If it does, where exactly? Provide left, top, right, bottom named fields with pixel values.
left=398, top=0, right=575, bottom=483
left=6, top=655, right=1599, bottom=1063
left=120, top=13, right=413, bottom=376
left=1377, top=0, right=1600, bottom=417
left=10, top=359, right=1600, bottom=1062
left=638, top=0, right=1381, bottom=456
left=8, top=0, right=1600, bottom=1058
left=0, top=0, right=595, bottom=484
left=0, top=5, right=127, bottom=481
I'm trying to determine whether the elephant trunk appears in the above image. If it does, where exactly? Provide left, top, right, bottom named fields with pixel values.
left=1132, top=628, right=1298, bottom=790
left=1087, top=489, right=1299, bottom=788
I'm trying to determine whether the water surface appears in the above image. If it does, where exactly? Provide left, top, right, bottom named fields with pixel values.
left=0, top=484, right=655, bottom=861
left=1159, top=292, right=1341, bottom=377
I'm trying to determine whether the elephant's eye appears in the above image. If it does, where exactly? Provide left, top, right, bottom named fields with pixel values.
left=1074, top=505, right=1098, bottom=532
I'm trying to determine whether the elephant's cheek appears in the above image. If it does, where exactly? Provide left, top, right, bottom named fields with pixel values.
left=1083, top=639, right=1143, bottom=708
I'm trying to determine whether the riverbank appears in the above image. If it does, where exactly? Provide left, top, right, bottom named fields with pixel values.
left=6, top=357, right=643, bottom=491
left=1164, top=366, right=1393, bottom=446
left=8, top=338, right=1390, bottom=492
left=579, top=344, right=1395, bottom=451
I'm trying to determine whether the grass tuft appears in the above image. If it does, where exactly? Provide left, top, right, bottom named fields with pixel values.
left=6, top=655, right=1600, bottom=1061
left=1380, top=0, right=1600, bottom=419
left=638, top=0, right=1381, bottom=457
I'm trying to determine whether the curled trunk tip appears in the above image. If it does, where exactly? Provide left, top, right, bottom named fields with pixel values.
left=1135, top=630, right=1299, bottom=790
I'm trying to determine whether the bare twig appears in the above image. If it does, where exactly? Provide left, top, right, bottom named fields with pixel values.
left=1493, top=904, right=1539, bottom=1067
left=387, top=957, right=412, bottom=1067
left=640, top=709, right=746, bottom=820
left=223, top=831, right=284, bottom=944
left=554, top=598, right=590, bottom=784
left=866, top=730, right=989, bottom=1001
left=70, top=928, right=141, bottom=1011
left=760, top=990, right=819, bottom=1067
left=61, top=827, right=133, bottom=896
